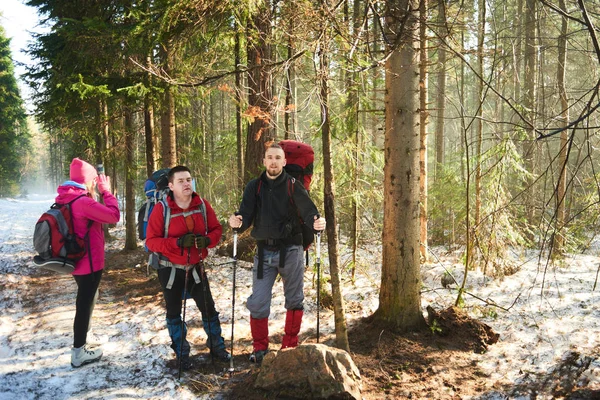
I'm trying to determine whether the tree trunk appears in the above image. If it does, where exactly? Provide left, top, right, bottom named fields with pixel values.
left=284, top=13, right=295, bottom=139
left=244, top=0, right=273, bottom=181
left=471, top=0, right=486, bottom=268
left=235, top=24, right=244, bottom=191
left=124, top=107, right=137, bottom=250
left=553, top=0, right=569, bottom=257
left=144, top=54, right=155, bottom=178
left=434, top=0, right=447, bottom=180
left=348, top=0, right=361, bottom=280
left=318, top=34, right=350, bottom=352
left=375, top=0, right=426, bottom=332
left=522, top=0, right=537, bottom=234
left=160, top=42, right=177, bottom=168
left=419, top=0, right=429, bottom=262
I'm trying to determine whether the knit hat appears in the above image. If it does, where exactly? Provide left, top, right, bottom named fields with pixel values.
left=70, top=158, right=98, bottom=184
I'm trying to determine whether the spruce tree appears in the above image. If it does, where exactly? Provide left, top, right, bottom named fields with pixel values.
left=0, top=25, right=30, bottom=197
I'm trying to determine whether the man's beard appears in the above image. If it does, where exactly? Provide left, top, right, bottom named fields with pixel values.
left=266, top=167, right=282, bottom=178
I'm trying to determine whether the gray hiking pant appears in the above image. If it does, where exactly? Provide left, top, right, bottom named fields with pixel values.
left=246, top=244, right=304, bottom=319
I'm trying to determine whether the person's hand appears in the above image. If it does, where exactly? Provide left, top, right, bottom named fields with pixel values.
left=177, top=233, right=196, bottom=248
left=96, top=174, right=111, bottom=194
left=195, top=235, right=211, bottom=249
left=313, top=215, right=326, bottom=232
left=229, top=214, right=243, bottom=229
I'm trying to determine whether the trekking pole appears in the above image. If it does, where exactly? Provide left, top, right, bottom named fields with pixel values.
left=199, top=259, right=215, bottom=366
left=229, top=229, right=238, bottom=377
left=316, top=230, right=321, bottom=343
left=179, top=261, right=190, bottom=379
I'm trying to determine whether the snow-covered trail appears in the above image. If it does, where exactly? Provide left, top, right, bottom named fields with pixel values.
left=0, top=194, right=340, bottom=400
left=2, top=194, right=600, bottom=399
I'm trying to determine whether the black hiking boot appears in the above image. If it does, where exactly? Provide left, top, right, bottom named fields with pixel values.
left=249, top=349, right=269, bottom=364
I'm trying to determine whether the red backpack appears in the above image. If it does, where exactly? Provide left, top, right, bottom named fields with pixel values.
left=280, top=140, right=314, bottom=191
left=32, top=195, right=90, bottom=274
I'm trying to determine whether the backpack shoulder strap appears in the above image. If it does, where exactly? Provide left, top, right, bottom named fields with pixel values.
left=162, top=197, right=208, bottom=237
left=199, top=198, right=207, bottom=235
left=161, top=199, right=170, bottom=239
left=287, top=177, right=296, bottom=207
left=65, top=194, right=93, bottom=237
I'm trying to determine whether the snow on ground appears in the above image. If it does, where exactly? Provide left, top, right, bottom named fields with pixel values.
left=1, top=194, right=600, bottom=399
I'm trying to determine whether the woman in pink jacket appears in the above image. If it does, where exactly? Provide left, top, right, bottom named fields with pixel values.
left=55, top=158, right=120, bottom=367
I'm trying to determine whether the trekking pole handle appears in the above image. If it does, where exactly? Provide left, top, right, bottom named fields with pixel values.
left=316, top=232, right=321, bottom=259
left=233, top=230, right=238, bottom=259
left=315, top=213, right=321, bottom=260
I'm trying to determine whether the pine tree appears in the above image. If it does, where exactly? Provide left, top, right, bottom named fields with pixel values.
left=0, top=25, right=30, bottom=197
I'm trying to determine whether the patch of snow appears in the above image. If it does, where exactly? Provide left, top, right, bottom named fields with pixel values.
left=0, top=195, right=599, bottom=399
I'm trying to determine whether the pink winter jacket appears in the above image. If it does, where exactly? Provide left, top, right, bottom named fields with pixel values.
left=55, top=183, right=121, bottom=275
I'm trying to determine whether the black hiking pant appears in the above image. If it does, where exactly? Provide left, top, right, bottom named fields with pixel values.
left=157, top=266, right=218, bottom=321
left=73, top=270, right=103, bottom=348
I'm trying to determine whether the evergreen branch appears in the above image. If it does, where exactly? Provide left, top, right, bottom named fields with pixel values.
left=129, top=50, right=307, bottom=88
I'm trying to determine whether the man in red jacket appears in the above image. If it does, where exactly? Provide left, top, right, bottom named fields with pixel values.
left=146, top=165, right=230, bottom=369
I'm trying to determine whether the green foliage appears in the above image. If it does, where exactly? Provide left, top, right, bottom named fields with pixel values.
left=0, top=26, right=31, bottom=197
left=429, top=319, right=443, bottom=335
left=429, top=162, right=467, bottom=246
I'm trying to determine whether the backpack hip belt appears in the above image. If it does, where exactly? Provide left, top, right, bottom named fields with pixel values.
left=255, top=236, right=302, bottom=279
left=158, top=258, right=202, bottom=290
left=150, top=197, right=208, bottom=289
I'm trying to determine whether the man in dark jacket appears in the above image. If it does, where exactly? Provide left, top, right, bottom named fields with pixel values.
left=146, top=165, right=230, bottom=369
left=229, top=144, right=326, bottom=363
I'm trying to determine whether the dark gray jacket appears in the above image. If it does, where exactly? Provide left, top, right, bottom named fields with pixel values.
left=237, top=170, right=318, bottom=244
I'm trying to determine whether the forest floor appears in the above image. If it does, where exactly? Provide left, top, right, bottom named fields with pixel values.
left=2, top=194, right=600, bottom=399
left=100, top=243, right=600, bottom=400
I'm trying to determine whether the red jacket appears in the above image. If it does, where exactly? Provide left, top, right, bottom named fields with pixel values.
left=145, top=193, right=222, bottom=265
left=55, top=183, right=121, bottom=275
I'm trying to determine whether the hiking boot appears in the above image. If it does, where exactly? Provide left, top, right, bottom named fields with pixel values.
left=178, top=354, right=193, bottom=371
left=71, top=345, right=102, bottom=368
left=249, top=350, right=269, bottom=364
left=211, top=348, right=232, bottom=362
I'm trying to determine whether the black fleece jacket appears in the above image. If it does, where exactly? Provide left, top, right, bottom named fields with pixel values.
left=236, top=170, right=319, bottom=242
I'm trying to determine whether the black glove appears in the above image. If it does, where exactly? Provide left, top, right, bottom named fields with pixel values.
left=195, top=235, right=211, bottom=249
left=177, top=233, right=196, bottom=248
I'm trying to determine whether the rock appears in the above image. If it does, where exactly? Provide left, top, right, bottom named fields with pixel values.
left=255, top=343, right=362, bottom=399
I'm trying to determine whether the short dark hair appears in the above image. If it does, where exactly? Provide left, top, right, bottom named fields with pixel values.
left=168, top=165, right=191, bottom=182
left=265, top=143, right=283, bottom=154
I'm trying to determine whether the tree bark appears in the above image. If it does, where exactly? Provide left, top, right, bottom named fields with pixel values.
left=522, top=0, right=537, bottom=233
left=124, top=107, right=137, bottom=250
left=553, top=0, right=569, bottom=257
left=160, top=42, right=177, bottom=168
left=235, top=24, right=244, bottom=191
left=375, top=0, right=426, bottom=332
left=318, top=33, right=350, bottom=352
left=471, top=0, right=486, bottom=268
left=144, top=54, right=155, bottom=178
left=244, top=0, right=273, bottom=181
left=419, top=0, right=429, bottom=262
left=434, top=0, right=447, bottom=180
